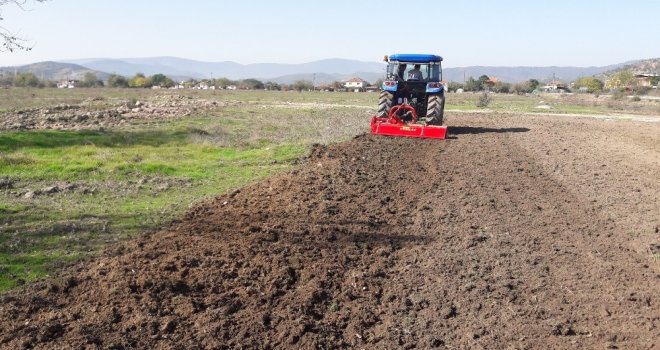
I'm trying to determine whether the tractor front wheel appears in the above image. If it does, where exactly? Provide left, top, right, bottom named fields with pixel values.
left=377, top=91, right=393, bottom=117
left=426, top=94, right=445, bottom=125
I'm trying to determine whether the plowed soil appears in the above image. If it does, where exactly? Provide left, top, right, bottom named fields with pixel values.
left=1, top=112, right=659, bottom=349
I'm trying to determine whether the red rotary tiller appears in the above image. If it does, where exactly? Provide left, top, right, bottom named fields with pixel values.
left=370, top=104, right=447, bottom=139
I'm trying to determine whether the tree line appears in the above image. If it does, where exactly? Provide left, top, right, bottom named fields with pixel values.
left=0, top=71, right=347, bottom=92
left=1, top=69, right=654, bottom=93
left=446, top=70, right=656, bottom=94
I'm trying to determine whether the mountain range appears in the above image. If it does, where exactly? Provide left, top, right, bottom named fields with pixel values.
left=60, top=57, right=387, bottom=84
left=0, top=61, right=111, bottom=81
left=1, top=57, right=655, bottom=85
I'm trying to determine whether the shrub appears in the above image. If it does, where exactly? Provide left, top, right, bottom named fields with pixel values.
left=107, top=74, right=128, bottom=88
left=447, top=81, right=463, bottom=93
left=493, top=81, right=511, bottom=93
left=634, top=86, right=652, bottom=95
left=13, top=72, right=40, bottom=87
left=512, top=80, right=533, bottom=94
left=573, top=76, right=604, bottom=93
left=611, top=90, right=626, bottom=100
left=476, top=92, right=492, bottom=107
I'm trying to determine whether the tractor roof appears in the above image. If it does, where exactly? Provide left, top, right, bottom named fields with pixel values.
left=388, top=54, right=443, bottom=63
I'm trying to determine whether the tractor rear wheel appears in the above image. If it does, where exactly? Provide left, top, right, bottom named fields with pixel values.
left=426, top=94, right=445, bottom=125
left=377, top=91, right=393, bottom=117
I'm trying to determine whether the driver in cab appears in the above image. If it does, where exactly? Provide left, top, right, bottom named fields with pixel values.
left=407, top=64, right=423, bottom=81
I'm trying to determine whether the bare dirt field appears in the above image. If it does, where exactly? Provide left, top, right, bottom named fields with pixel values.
left=1, top=105, right=659, bottom=349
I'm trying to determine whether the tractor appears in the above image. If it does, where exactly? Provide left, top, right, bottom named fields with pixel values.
left=371, top=54, right=447, bottom=139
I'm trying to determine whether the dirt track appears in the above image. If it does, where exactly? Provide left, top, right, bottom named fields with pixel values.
left=1, top=112, right=659, bottom=349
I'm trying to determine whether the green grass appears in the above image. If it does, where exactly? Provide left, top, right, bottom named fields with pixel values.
left=444, top=92, right=656, bottom=115
left=0, top=133, right=289, bottom=180
left=0, top=252, right=77, bottom=291
left=0, top=134, right=304, bottom=290
left=0, top=90, right=371, bottom=292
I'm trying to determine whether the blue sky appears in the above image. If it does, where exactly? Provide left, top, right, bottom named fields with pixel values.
left=1, top=0, right=659, bottom=67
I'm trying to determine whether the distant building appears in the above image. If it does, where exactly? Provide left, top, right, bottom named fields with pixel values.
left=57, top=80, right=77, bottom=88
left=344, top=77, right=370, bottom=92
left=541, top=79, right=569, bottom=92
left=484, top=76, right=498, bottom=88
left=634, top=72, right=659, bottom=87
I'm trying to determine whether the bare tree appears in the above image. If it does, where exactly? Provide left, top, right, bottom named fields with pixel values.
left=0, top=0, right=47, bottom=52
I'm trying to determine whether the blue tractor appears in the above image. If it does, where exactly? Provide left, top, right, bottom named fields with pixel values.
left=378, top=54, right=446, bottom=126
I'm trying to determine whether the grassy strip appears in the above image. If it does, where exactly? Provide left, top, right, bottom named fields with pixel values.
left=0, top=132, right=304, bottom=290
left=0, top=94, right=369, bottom=291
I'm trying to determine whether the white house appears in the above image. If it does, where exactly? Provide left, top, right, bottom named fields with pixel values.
left=57, top=80, right=76, bottom=88
left=541, top=79, right=568, bottom=93
left=344, top=77, right=369, bottom=91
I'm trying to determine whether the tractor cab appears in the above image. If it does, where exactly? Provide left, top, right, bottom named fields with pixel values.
left=382, top=54, right=444, bottom=99
left=385, top=54, right=443, bottom=83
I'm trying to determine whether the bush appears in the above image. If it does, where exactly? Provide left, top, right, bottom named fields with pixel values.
left=611, top=90, right=626, bottom=100
left=631, top=96, right=641, bottom=102
left=13, top=72, right=40, bottom=87
left=292, top=80, right=313, bottom=92
left=476, top=92, right=492, bottom=107
left=79, top=72, right=104, bottom=88
left=573, top=76, right=604, bottom=93
left=107, top=74, right=128, bottom=88
left=512, top=80, right=533, bottom=94
left=493, top=81, right=511, bottom=93
left=634, top=86, right=652, bottom=95
left=464, top=77, right=481, bottom=92
left=238, top=78, right=264, bottom=90
left=150, top=74, right=175, bottom=88
left=448, top=81, right=464, bottom=92
left=128, top=73, right=150, bottom=88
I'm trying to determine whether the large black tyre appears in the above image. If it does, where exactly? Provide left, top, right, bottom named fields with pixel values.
left=426, top=94, right=445, bottom=125
left=377, top=90, right=393, bottom=117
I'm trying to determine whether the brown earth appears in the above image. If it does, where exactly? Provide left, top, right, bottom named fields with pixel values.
left=1, top=112, right=659, bottom=349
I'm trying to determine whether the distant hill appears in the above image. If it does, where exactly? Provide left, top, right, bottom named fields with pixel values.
left=442, top=62, right=637, bottom=83
left=61, top=57, right=386, bottom=82
left=268, top=72, right=383, bottom=85
left=3, top=57, right=657, bottom=84
left=61, top=56, right=641, bottom=83
left=0, top=61, right=109, bottom=81
left=600, top=58, right=660, bottom=77
left=64, top=58, right=205, bottom=81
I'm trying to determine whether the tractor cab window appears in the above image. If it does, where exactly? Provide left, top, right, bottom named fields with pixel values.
left=404, top=64, right=438, bottom=81
left=406, top=65, right=424, bottom=81
left=386, top=63, right=407, bottom=81
left=429, top=64, right=442, bottom=81
left=387, top=62, right=442, bottom=81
